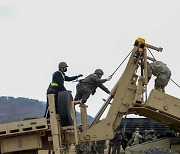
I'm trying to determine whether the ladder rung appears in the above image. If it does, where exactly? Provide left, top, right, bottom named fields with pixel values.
left=62, top=126, right=74, bottom=131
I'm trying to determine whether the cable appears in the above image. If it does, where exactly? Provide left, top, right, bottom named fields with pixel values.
left=73, top=50, right=132, bottom=82
left=147, top=48, right=156, bottom=60
left=170, top=78, right=180, bottom=89
left=147, top=48, right=180, bottom=89
left=109, top=50, right=133, bottom=78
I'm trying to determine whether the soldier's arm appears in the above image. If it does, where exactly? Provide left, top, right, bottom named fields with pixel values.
left=99, top=83, right=110, bottom=94
left=99, top=79, right=107, bottom=83
left=65, top=75, right=79, bottom=81
left=147, top=66, right=153, bottom=82
left=138, top=134, right=142, bottom=138
left=91, top=74, right=107, bottom=84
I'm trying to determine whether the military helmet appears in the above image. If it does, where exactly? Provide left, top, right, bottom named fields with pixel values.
left=58, top=62, right=68, bottom=69
left=135, top=127, right=140, bottom=131
left=150, top=129, right=154, bottom=132
left=94, top=69, right=104, bottom=75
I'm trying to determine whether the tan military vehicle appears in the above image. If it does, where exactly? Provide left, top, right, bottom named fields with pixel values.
left=0, top=38, right=179, bottom=154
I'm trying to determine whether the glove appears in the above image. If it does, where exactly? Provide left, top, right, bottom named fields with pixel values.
left=91, top=90, right=96, bottom=95
left=106, top=76, right=112, bottom=81
left=77, top=74, right=83, bottom=78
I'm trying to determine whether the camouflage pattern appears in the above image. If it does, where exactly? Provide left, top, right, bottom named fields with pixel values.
left=147, top=129, right=157, bottom=141
left=95, top=140, right=106, bottom=154
left=127, top=129, right=138, bottom=146
left=127, top=137, right=133, bottom=147
left=147, top=61, right=171, bottom=92
left=108, top=139, right=114, bottom=154
left=127, top=128, right=143, bottom=146
left=75, top=73, right=110, bottom=103
left=90, top=141, right=97, bottom=153
left=132, top=130, right=142, bottom=145
left=75, top=142, right=92, bottom=154
left=142, top=130, right=149, bottom=142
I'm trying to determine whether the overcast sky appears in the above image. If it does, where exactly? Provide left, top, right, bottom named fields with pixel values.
left=0, top=0, right=180, bottom=117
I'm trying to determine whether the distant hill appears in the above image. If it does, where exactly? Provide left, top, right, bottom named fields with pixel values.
left=0, top=96, right=93, bottom=124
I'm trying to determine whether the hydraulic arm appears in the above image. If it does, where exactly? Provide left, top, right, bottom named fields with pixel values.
left=78, top=38, right=180, bottom=143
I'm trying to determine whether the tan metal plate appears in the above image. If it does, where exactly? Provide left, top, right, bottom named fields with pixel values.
left=0, top=118, right=48, bottom=137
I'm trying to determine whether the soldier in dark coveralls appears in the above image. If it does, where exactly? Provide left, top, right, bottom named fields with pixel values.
left=112, top=131, right=123, bottom=154
left=74, top=69, right=111, bottom=104
left=45, top=62, right=83, bottom=116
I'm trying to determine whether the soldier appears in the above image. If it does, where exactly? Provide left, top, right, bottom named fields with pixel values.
left=90, top=141, right=97, bottom=154
left=74, top=69, right=111, bottom=104
left=45, top=62, right=83, bottom=116
left=112, top=131, right=123, bottom=154
left=146, top=61, right=171, bottom=92
left=176, top=132, right=180, bottom=137
left=147, top=129, right=157, bottom=141
left=95, top=140, right=107, bottom=154
left=108, top=139, right=114, bottom=154
left=142, top=130, right=149, bottom=143
left=75, top=142, right=92, bottom=154
left=127, top=128, right=139, bottom=146
left=131, top=128, right=142, bottom=146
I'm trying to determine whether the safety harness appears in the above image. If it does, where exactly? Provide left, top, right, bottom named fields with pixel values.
left=50, top=70, right=65, bottom=87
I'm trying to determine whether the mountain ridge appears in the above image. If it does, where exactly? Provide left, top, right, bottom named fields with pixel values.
left=0, top=96, right=93, bottom=124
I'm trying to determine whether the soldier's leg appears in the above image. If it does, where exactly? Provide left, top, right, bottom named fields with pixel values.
left=44, top=97, right=49, bottom=118
left=112, top=145, right=116, bottom=154
left=74, top=92, right=83, bottom=101
left=108, top=145, right=112, bottom=154
left=117, top=146, right=121, bottom=154
left=155, top=74, right=168, bottom=92
left=74, top=83, right=83, bottom=101
left=127, top=139, right=133, bottom=146
left=81, top=90, right=92, bottom=104
left=45, top=89, right=53, bottom=118
left=100, top=148, right=104, bottom=154
left=45, top=89, right=59, bottom=115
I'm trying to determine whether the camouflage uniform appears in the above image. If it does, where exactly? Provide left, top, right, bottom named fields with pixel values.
left=147, top=129, right=157, bottom=141
left=75, top=142, right=92, bottom=154
left=74, top=73, right=110, bottom=103
left=108, top=139, right=114, bottom=154
left=90, top=141, right=97, bottom=154
left=147, top=61, right=171, bottom=92
left=142, top=130, right=149, bottom=142
left=129, top=128, right=142, bottom=146
left=95, top=140, right=106, bottom=154
left=127, top=128, right=139, bottom=146
left=112, top=131, right=123, bottom=154
left=132, top=130, right=142, bottom=145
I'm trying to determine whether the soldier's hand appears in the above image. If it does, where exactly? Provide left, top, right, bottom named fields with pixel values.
left=105, top=76, right=112, bottom=81
left=77, top=74, right=83, bottom=78
left=91, top=90, right=96, bottom=95
left=107, top=91, right=110, bottom=94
